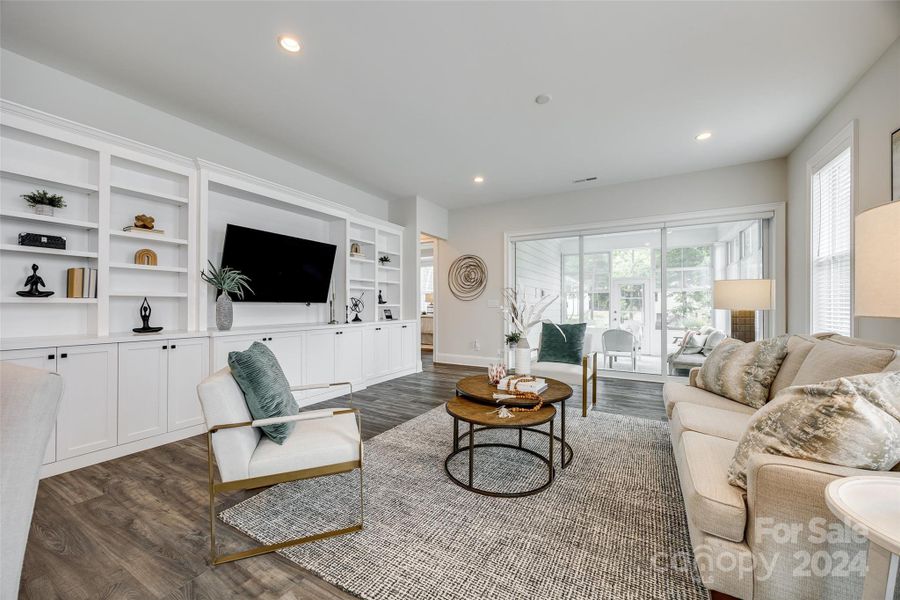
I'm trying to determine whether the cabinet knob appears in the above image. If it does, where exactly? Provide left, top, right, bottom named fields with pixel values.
left=48, top=354, right=55, bottom=360
left=402, top=325, right=407, bottom=329
left=162, top=345, right=168, bottom=350
left=171, top=344, right=177, bottom=349
left=60, top=353, right=68, bottom=358
left=375, top=327, right=381, bottom=331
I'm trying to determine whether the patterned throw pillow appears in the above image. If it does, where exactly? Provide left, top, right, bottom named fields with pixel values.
left=728, top=371, right=900, bottom=489
left=681, top=331, right=707, bottom=355
left=694, top=335, right=789, bottom=409
left=228, top=341, right=298, bottom=444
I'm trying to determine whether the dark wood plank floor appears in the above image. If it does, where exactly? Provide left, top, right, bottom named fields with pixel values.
left=18, top=351, right=665, bottom=600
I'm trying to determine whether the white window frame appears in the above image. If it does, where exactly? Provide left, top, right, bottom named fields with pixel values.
left=806, top=121, right=857, bottom=336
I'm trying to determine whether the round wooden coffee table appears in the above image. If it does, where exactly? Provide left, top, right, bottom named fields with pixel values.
left=445, top=396, right=556, bottom=497
left=455, top=375, right=574, bottom=468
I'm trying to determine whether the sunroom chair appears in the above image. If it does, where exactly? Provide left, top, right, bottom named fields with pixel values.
left=197, top=368, right=363, bottom=565
left=601, top=328, right=638, bottom=371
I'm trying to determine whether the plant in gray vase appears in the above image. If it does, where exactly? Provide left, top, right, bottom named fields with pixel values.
left=201, top=260, right=253, bottom=331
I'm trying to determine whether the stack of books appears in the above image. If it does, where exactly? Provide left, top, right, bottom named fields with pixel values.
left=122, top=226, right=165, bottom=235
left=67, top=268, right=98, bottom=298
left=497, top=376, right=548, bottom=394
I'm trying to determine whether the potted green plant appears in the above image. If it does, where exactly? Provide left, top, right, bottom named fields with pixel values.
left=22, top=189, right=66, bottom=217
left=200, top=260, right=253, bottom=331
left=504, top=332, right=522, bottom=347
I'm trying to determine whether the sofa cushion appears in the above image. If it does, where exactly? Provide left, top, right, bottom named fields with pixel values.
left=682, top=331, right=706, bottom=355
left=702, top=329, right=727, bottom=356
left=790, top=337, right=896, bottom=387
left=249, top=411, right=360, bottom=478
left=674, top=432, right=747, bottom=543
left=728, top=371, right=900, bottom=489
left=663, top=382, right=757, bottom=418
left=537, top=322, right=586, bottom=365
left=695, top=335, right=789, bottom=409
left=768, top=335, right=817, bottom=399
left=671, top=403, right=752, bottom=444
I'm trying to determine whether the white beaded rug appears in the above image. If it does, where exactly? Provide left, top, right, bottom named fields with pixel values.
left=220, top=406, right=708, bottom=600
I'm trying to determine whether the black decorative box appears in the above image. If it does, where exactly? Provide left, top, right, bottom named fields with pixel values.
left=18, top=232, right=67, bottom=250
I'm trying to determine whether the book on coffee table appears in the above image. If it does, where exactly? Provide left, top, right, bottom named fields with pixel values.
left=496, top=376, right=548, bottom=394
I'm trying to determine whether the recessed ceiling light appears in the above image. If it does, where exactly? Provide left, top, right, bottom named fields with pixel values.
left=535, top=94, right=552, bottom=105
left=278, top=35, right=302, bottom=53
left=473, top=176, right=485, bottom=184
left=695, top=131, right=712, bottom=141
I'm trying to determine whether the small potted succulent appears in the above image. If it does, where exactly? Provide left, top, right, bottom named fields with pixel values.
left=200, top=261, right=253, bottom=331
left=378, top=255, right=391, bottom=265
left=504, top=332, right=522, bottom=348
left=22, top=189, right=66, bottom=217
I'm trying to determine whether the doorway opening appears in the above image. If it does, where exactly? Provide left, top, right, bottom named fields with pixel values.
left=420, top=235, right=436, bottom=366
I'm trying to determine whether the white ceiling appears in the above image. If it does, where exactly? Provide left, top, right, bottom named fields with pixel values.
left=2, top=1, right=898, bottom=209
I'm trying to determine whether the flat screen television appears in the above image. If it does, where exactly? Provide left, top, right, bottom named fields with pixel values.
left=219, top=224, right=337, bottom=303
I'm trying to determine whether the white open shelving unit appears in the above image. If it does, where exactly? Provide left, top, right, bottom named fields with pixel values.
left=0, top=102, right=197, bottom=338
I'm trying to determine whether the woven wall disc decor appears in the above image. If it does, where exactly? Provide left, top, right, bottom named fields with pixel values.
left=448, top=255, right=487, bottom=301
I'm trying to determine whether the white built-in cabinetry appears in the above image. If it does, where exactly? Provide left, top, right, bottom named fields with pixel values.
left=0, top=101, right=419, bottom=479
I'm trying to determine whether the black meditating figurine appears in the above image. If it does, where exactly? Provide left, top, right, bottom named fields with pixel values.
left=132, top=297, right=163, bottom=333
left=17, top=263, right=54, bottom=297
left=378, top=289, right=386, bottom=305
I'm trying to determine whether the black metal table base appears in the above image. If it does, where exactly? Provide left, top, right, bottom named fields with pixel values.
left=445, top=422, right=556, bottom=498
left=458, top=425, right=573, bottom=469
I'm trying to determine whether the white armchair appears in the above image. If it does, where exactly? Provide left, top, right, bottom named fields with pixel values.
left=197, top=368, right=363, bottom=565
left=530, top=332, right=598, bottom=417
left=601, top=328, right=638, bottom=371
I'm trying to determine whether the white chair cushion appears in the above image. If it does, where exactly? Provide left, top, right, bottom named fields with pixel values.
left=248, top=412, right=360, bottom=479
left=198, top=367, right=260, bottom=483
left=531, top=360, right=585, bottom=386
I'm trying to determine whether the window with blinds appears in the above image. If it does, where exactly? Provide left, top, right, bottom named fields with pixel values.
left=811, top=146, right=852, bottom=335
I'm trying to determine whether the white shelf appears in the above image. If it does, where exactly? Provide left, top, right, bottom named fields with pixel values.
left=349, top=237, right=375, bottom=245
left=0, top=244, right=98, bottom=258
left=109, top=230, right=188, bottom=245
left=378, top=265, right=400, bottom=271
left=109, top=291, right=188, bottom=298
left=0, top=210, right=99, bottom=230
left=349, top=285, right=375, bottom=291
left=0, top=168, right=99, bottom=194
left=110, top=183, right=188, bottom=205
left=379, top=249, right=401, bottom=256
left=0, top=296, right=97, bottom=304
left=110, top=262, right=187, bottom=273
left=349, top=256, right=374, bottom=263
left=378, top=303, right=400, bottom=307
left=349, top=278, right=375, bottom=284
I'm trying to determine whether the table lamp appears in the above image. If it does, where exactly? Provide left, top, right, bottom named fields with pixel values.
left=855, top=201, right=900, bottom=318
left=713, top=279, right=774, bottom=343
left=424, top=292, right=434, bottom=313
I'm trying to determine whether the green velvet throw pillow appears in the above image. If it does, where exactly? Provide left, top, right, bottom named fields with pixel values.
left=227, top=342, right=298, bottom=444
left=537, top=322, right=587, bottom=365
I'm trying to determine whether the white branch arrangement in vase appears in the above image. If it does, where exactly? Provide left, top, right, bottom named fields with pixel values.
left=500, top=287, right=564, bottom=374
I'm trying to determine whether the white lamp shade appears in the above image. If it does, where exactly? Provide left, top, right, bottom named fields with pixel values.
left=855, top=201, right=900, bottom=317
left=424, top=292, right=434, bottom=303
left=713, top=279, right=774, bottom=310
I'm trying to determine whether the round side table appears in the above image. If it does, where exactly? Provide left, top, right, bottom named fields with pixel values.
left=825, top=476, right=900, bottom=600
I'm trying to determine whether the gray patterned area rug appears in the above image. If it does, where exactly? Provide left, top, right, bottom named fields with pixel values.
left=220, top=406, right=708, bottom=600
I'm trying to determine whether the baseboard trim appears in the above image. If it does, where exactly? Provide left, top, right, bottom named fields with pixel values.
left=433, top=353, right=494, bottom=367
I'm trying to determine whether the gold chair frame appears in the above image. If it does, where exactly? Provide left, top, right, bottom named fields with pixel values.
left=206, top=382, right=363, bottom=565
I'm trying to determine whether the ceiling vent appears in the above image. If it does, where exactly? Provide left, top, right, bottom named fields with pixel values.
left=572, top=176, right=598, bottom=184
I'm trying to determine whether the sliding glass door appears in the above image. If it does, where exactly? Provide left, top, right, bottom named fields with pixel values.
left=511, top=215, right=771, bottom=379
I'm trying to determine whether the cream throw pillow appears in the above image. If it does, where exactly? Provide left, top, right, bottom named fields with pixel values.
left=728, top=371, right=900, bottom=489
left=694, top=335, right=789, bottom=409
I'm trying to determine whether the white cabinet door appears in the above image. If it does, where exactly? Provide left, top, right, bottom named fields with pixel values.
left=118, top=341, right=168, bottom=444
left=265, top=333, right=303, bottom=386
left=168, top=337, right=209, bottom=431
left=400, top=323, right=417, bottom=370
left=211, top=335, right=256, bottom=373
left=373, top=326, right=390, bottom=376
left=1, top=348, right=58, bottom=464
left=305, top=330, right=335, bottom=387
left=56, top=344, right=118, bottom=460
left=335, top=327, right=364, bottom=384
left=362, top=327, right=375, bottom=379
left=388, top=325, right=403, bottom=372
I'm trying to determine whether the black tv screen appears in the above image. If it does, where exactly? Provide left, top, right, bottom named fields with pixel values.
left=220, top=224, right=336, bottom=303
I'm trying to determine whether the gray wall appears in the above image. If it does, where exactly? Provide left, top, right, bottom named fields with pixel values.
left=0, top=49, right=391, bottom=220
left=786, top=38, right=900, bottom=344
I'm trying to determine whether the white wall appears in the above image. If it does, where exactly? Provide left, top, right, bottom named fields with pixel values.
left=436, top=158, right=787, bottom=365
left=0, top=49, right=390, bottom=220
left=786, top=38, right=900, bottom=344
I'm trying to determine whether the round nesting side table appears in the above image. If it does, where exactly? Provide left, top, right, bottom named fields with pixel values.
left=444, top=396, right=556, bottom=497
left=825, top=476, right=900, bottom=600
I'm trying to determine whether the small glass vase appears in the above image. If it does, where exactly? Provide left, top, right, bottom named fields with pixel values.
left=216, top=292, right=233, bottom=331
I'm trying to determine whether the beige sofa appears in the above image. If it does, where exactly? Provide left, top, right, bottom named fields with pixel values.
left=664, top=333, right=900, bottom=600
